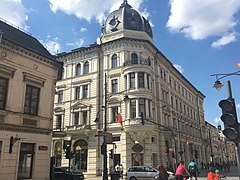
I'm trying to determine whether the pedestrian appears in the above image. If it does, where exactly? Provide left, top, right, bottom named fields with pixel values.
left=157, top=164, right=169, bottom=180
left=207, top=168, right=215, bottom=180
left=119, top=164, right=123, bottom=179
left=214, top=169, right=221, bottom=180
left=188, top=159, right=199, bottom=180
left=175, top=161, right=191, bottom=180
left=115, top=163, right=120, bottom=175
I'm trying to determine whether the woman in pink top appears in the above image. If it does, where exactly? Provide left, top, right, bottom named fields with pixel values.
left=175, top=161, right=191, bottom=180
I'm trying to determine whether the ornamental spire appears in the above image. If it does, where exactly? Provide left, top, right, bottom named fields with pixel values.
left=120, top=0, right=131, bottom=8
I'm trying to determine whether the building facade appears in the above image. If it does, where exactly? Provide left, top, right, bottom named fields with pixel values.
left=0, top=20, right=61, bottom=179
left=52, top=0, right=206, bottom=175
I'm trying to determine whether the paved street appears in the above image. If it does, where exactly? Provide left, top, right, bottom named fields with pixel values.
left=84, top=165, right=240, bottom=180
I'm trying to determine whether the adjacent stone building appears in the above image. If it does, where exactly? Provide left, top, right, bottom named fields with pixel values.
left=52, top=0, right=206, bottom=175
left=0, top=19, right=61, bottom=179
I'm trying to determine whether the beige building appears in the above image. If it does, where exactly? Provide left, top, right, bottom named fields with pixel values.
left=0, top=20, right=61, bottom=179
left=52, top=0, right=206, bottom=175
left=202, top=122, right=235, bottom=164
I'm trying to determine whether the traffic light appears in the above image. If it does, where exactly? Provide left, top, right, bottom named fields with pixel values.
left=64, top=145, right=71, bottom=159
left=63, top=140, right=71, bottom=149
left=109, top=149, right=114, bottom=159
left=140, top=112, right=144, bottom=125
left=219, top=98, right=240, bottom=143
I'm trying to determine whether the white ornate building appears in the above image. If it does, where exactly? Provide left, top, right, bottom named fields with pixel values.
left=52, top=0, right=206, bottom=175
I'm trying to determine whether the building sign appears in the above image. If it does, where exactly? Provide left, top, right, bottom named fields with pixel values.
left=38, top=146, right=48, bottom=151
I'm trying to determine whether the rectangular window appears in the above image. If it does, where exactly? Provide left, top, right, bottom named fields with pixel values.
left=0, top=77, right=8, bottom=110
left=58, top=90, right=63, bottom=103
left=83, top=85, right=88, bottom=98
left=139, top=98, right=146, bottom=117
left=146, top=74, right=150, bottom=89
left=130, top=99, right=136, bottom=118
left=130, top=73, right=135, bottom=88
left=138, top=72, right=145, bottom=88
left=75, top=86, right=80, bottom=99
left=24, top=85, right=40, bottom=115
left=74, top=112, right=79, bottom=126
left=55, top=115, right=62, bottom=129
left=112, top=107, right=118, bottom=122
left=18, top=143, right=34, bottom=179
left=111, top=79, right=118, bottom=93
left=83, top=111, right=87, bottom=124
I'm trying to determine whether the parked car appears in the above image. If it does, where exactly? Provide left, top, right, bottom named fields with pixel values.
left=53, top=167, right=84, bottom=180
left=125, top=166, right=159, bottom=180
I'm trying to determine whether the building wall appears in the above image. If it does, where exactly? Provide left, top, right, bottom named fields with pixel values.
left=0, top=37, right=60, bottom=179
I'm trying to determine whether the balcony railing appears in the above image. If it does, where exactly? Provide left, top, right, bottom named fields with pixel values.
left=123, top=58, right=151, bottom=67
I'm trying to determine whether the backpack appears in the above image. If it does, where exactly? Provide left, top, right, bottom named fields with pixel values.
left=189, top=165, right=196, bottom=173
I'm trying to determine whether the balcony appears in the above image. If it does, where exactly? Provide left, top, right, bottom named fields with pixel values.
left=123, top=58, right=151, bottom=67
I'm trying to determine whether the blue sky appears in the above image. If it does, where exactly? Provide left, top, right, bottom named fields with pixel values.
left=1, top=0, right=240, bottom=127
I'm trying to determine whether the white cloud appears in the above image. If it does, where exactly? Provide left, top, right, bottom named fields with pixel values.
left=40, top=37, right=62, bottom=55
left=0, top=0, right=29, bottom=30
left=214, top=117, right=221, bottom=124
left=66, top=39, right=84, bottom=47
left=166, top=0, right=240, bottom=47
left=80, top=27, right=87, bottom=33
left=211, top=32, right=238, bottom=48
left=236, top=103, right=240, bottom=109
left=173, top=64, right=184, bottom=73
left=48, top=0, right=147, bottom=24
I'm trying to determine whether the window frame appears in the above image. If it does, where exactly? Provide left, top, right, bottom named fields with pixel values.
left=75, top=63, right=81, bottom=76
left=24, top=84, right=40, bottom=115
left=0, top=76, right=8, bottom=110
left=82, top=85, right=88, bottom=99
left=83, top=61, right=89, bottom=74
left=111, top=54, right=118, bottom=68
left=111, top=79, right=118, bottom=93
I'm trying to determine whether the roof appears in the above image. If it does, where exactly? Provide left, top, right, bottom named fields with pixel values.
left=103, top=0, right=153, bottom=38
left=0, top=19, right=54, bottom=60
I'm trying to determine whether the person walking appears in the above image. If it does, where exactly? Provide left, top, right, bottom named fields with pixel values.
left=188, top=159, right=199, bottom=180
left=157, top=164, right=169, bottom=180
left=119, top=164, right=123, bottom=179
left=207, top=168, right=215, bottom=180
left=175, top=161, right=191, bottom=180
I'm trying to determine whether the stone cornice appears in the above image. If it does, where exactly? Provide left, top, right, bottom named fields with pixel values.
left=0, top=123, right=52, bottom=135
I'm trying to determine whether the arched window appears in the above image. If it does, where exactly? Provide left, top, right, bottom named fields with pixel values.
left=131, top=53, right=138, bottom=64
left=83, top=61, right=89, bottom=74
left=75, top=63, right=81, bottom=76
left=111, top=54, right=117, bottom=68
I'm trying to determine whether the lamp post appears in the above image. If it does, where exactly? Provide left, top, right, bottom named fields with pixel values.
left=211, top=72, right=240, bottom=179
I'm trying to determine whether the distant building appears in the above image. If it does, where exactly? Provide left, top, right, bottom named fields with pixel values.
left=0, top=19, right=62, bottom=179
left=52, top=0, right=205, bottom=175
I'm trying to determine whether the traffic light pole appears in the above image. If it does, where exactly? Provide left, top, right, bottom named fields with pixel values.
left=103, top=73, right=108, bottom=180
left=226, top=81, right=240, bottom=179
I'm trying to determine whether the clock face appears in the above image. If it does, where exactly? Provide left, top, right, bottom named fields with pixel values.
left=109, top=16, right=121, bottom=32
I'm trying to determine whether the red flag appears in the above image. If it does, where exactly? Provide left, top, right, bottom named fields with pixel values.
left=116, top=113, right=123, bottom=130
left=186, top=135, right=189, bottom=145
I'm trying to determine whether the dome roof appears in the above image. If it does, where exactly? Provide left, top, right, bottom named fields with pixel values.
left=102, top=0, right=153, bottom=39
